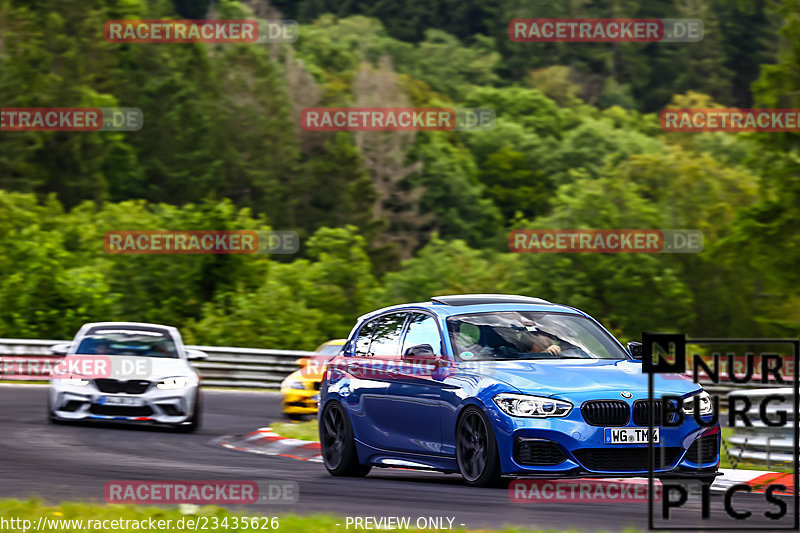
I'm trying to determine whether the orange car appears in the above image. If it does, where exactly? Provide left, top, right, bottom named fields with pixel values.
left=280, top=339, right=345, bottom=420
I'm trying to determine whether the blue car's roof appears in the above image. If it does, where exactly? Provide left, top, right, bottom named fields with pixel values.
left=357, top=294, right=586, bottom=322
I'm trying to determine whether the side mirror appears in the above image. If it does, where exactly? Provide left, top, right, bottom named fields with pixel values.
left=402, top=344, right=437, bottom=360
left=50, top=343, right=71, bottom=356
left=185, top=349, right=208, bottom=361
left=627, top=341, right=643, bottom=360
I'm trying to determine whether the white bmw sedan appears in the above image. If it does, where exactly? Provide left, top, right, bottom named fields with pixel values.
left=47, top=322, right=206, bottom=432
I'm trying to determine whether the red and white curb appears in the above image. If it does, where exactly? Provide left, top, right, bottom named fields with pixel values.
left=583, top=470, right=794, bottom=494
left=713, top=469, right=795, bottom=495
left=217, top=427, right=322, bottom=462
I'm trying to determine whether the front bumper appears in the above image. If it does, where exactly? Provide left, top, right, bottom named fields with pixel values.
left=49, top=381, right=197, bottom=425
left=281, top=389, right=320, bottom=415
left=487, top=397, right=720, bottom=477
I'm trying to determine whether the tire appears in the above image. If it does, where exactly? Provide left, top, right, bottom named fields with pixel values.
left=286, top=413, right=306, bottom=421
left=47, top=395, right=63, bottom=425
left=456, top=406, right=502, bottom=487
left=175, top=392, right=201, bottom=433
left=319, top=401, right=371, bottom=477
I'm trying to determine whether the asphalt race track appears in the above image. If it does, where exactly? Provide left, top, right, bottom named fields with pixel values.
left=0, top=385, right=794, bottom=532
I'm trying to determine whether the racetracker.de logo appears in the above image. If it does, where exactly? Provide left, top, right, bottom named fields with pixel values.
left=509, top=229, right=703, bottom=253
left=104, top=230, right=299, bottom=255
left=0, top=355, right=152, bottom=380
left=510, top=479, right=661, bottom=503
left=1, top=108, right=143, bottom=132
left=104, top=480, right=298, bottom=505
left=104, top=19, right=299, bottom=44
left=509, top=18, right=703, bottom=42
left=301, top=107, right=495, bottom=131
left=661, top=108, right=800, bottom=132
left=105, top=20, right=258, bottom=43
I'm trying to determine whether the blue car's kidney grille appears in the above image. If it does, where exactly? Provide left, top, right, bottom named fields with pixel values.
left=514, top=438, right=566, bottom=466
left=581, top=400, right=630, bottom=426
left=632, top=400, right=667, bottom=426
left=573, top=447, right=682, bottom=471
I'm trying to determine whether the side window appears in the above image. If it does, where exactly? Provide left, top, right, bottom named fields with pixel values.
left=367, top=313, right=407, bottom=357
left=448, top=321, right=481, bottom=358
left=354, top=320, right=377, bottom=356
left=402, top=313, right=442, bottom=356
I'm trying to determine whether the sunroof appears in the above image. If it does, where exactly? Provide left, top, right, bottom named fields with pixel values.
left=430, top=294, right=552, bottom=306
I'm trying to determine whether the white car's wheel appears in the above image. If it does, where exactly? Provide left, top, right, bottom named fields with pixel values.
left=175, top=392, right=201, bottom=433
left=47, top=396, right=65, bottom=425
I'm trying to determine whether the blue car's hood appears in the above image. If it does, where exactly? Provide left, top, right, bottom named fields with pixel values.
left=459, top=358, right=700, bottom=397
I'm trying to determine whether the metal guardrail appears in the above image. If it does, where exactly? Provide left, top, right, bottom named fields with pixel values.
left=0, top=338, right=795, bottom=398
left=0, top=338, right=317, bottom=389
left=726, top=388, right=795, bottom=468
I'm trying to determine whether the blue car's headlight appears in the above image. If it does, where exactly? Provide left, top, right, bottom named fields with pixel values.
left=493, top=393, right=573, bottom=418
left=683, top=391, right=713, bottom=415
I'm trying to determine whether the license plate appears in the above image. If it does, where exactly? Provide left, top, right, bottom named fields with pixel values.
left=604, top=427, right=659, bottom=444
left=99, top=396, right=144, bottom=406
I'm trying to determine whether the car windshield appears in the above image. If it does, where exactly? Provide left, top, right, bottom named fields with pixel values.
left=447, top=311, right=628, bottom=361
left=75, top=329, right=178, bottom=358
left=317, top=344, right=343, bottom=356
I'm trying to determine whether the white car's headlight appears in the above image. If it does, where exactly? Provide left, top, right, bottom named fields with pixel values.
left=493, top=393, right=572, bottom=418
left=61, top=378, right=89, bottom=386
left=157, top=377, right=188, bottom=390
left=683, top=391, right=713, bottom=416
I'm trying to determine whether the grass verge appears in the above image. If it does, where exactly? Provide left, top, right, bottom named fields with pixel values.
left=720, top=427, right=793, bottom=473
left=0, top=499, right=641, bottom=532
left=270, top=419, right=319, bottom=441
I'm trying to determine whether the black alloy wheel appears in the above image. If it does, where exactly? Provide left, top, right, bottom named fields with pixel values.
left=456, top=406, right=502, bottom=487
left=320, top=401, right=371, bottom=477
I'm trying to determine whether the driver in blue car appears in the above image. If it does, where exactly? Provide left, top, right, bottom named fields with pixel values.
left=529, top=331, right=561, bottom=356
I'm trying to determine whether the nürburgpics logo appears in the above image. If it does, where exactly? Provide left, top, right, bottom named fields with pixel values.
left=509, top=19, right=703, bottom=42
left=643, top=333, right=798, bottom=530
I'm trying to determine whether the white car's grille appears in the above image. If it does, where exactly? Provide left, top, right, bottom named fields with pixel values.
left=93, top=379, right=151, bottom=394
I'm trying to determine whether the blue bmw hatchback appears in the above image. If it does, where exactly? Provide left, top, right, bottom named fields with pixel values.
left=319, top=294, right=720, bottom=486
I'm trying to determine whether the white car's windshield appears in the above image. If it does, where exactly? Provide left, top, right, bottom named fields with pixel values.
left=447, top=311, right=628, bottom=361
left=317, top=344, right=343, bottom=356
left=76, top=329, right=178, bottom=358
